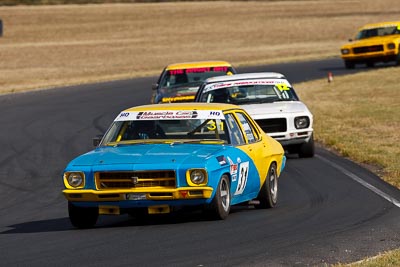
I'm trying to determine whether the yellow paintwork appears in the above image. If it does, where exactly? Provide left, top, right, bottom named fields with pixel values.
left=340, top=21, right=400, bottom=63
left=228, top=110, right=285, bottom=187
left=148, top=205, right=170, bottom=214
left=99, top=205, right=120, bottom=215
left=63, top=187, right=214, bottom=202
left=127, top=103, right=284, bottom=182
left=123, top=102, right=285, bottom=180
left=358, top=21, right=400, bottom=30
left=165, top=60, right=233, bottom=70
left=63, top=103, right=285, bottom=212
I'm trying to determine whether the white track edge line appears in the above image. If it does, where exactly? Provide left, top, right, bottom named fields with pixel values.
left=316, top=154, right=400, bottom=208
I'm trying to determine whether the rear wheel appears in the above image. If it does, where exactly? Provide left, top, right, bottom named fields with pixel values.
left=255, top=163, right=278, bottom=209
left=68, top=202, right=98, bottom=229
left=205, top=175, right=231, bottom=220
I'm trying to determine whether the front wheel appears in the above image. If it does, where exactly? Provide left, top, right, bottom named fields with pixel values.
left=366, top=61, right=375, bottom=68
left=68, top=202, right=99, bottom=229
left=205, top=175, right=231, bottom=220
left=255, top=163, right=278, bottom=209
left=344, top=60, right=355, bottom=69
left=298, top=134, right=315, bottom=158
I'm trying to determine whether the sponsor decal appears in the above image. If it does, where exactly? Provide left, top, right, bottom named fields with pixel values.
left=227, top=156, right=238, bottom=182
left=161, top=95, right=195, bottom=103
left=204, top=79, right=292, bottom=92
left=115, top=110, right=225, bottom=121
left=136, top=111, right=198, bottom=120
left=217, top=155, right=228, bottom=166
left=234, top=161, right=249, bottom=195
left=168, top=66, right=229, bottom=75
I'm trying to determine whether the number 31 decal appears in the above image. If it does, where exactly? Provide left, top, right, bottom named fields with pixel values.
left=234, top=161, right=249, bottom=195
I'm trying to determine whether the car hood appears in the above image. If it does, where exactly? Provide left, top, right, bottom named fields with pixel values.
left=240, top=101, right=310, bottom=116
left=68, top=143, right=225, bottom=167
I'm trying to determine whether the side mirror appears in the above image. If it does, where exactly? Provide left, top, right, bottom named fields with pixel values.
left=348, top=38, right=353, bottom=42
left=152, top=83, right=158, bottom=90
left=93, top=135, right=103, bottom=147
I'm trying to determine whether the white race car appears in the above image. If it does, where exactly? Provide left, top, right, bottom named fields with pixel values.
left=194, top=72, right=314, bottom=158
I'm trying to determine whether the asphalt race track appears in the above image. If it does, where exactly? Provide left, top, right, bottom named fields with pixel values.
left=1, top=57, right=400, bottom=266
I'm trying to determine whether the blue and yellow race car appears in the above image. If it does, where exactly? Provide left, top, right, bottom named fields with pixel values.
left=62, top=103, right=286, bottom=228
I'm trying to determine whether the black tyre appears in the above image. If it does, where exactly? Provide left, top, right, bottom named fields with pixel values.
left=205, top=175, right=231, bottom=220
left=396, top=49, right=400, bottom=66
left=256, top=163, right=278, bottom=209
left=366, top=61, right=374, bottom=68
left=344, top=60, right=355, bottom=69
left=298, top=134, right=315, bottom=158
left=68, top=202, right=98, bottom=229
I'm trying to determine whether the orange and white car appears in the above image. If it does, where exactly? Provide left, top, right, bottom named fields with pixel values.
left=151, top=61, right=236, bottom=104
left=340, top=21, right=400, bottom=68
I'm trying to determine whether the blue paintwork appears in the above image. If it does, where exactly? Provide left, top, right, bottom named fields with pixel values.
left=65, top=143, right=262, bottom=208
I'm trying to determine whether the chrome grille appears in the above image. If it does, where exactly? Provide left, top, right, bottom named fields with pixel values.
left=96, top=171, right=176, bottom=189
left=256, top=118, right=287, bottom=133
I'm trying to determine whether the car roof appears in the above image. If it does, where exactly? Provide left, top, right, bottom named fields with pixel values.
left=124, top=102, right=240, bottom=112
left=204, top=72, right=287, bottom=83
left=360, top=21, right=400, bottom=30
left=165, top=61, right=233, bottom=70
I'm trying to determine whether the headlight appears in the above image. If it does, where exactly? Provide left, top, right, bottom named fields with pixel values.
left=65, top=172, right=84, bottom=188
left=387, top=43, right=396, bottom=50
left=341, top=49, right=350, bottom=55
left=187, top=169, right=207, bottom=186
left=294, top=116, right=310, bottom=129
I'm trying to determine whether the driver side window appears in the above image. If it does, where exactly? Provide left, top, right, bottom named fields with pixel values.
left=225, top=113, right=245, bottom=145
left=235, top=112, right=259, bottom=143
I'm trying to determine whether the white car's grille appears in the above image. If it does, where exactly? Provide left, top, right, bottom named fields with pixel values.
left=256, top=118, right=287, bottom=133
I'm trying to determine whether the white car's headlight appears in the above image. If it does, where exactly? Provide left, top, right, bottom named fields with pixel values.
left=341, top=49, right=350, bottom=55
left=64, top=172, right=85, bottom=188
left=294, top=116, right=310, bottom=129
left=187, top=169, right=207, bottom=186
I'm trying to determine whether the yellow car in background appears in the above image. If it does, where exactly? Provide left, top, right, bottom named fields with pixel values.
left=340, top=21, right=400, bottom=69
left=151, top=61, right=236, bottom=104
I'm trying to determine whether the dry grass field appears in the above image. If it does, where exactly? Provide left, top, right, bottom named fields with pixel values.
left=0, top=1, right=400, bottom=265
left=0, top=0, right=400, bottom=94
left=296, top=67, right=400, bottom=188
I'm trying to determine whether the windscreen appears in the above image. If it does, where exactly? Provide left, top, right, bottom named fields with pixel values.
left=199, top=79, right=298, bottom=105
left=158, top=66, right=235, bottom=95
left=101, top=110, right=230, bottom=145
left=356, top=25, right=400, bottom=40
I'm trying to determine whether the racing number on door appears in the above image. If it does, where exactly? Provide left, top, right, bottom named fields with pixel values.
left=235, top=162, right=249, bottom=195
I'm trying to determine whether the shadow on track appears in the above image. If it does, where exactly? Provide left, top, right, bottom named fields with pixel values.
left=0, top=205, right=256, bottom=234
